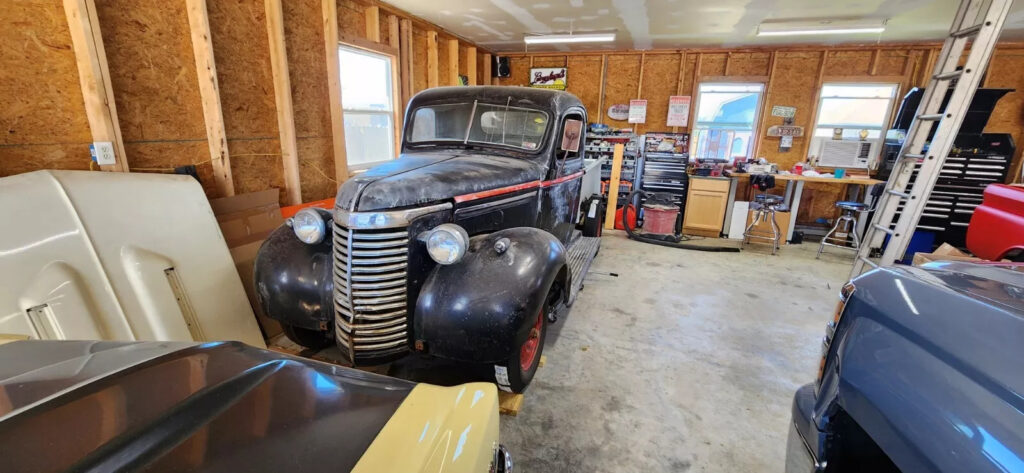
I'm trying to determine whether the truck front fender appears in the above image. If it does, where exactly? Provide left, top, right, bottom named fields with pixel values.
left=253, top=224, right=334, bottom=331
left=414, top=227, right=569, bottom=363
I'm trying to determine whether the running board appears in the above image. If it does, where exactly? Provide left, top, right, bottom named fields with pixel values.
left=566, top=234, right=601, bottom=304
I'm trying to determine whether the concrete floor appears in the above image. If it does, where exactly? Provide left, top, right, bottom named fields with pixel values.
left=499, top=231, right=854, bottom=472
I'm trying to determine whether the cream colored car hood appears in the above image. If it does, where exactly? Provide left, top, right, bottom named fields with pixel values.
left=0, top=170, right=264, bottom=347
left=353, top=382, right=501, bottom=473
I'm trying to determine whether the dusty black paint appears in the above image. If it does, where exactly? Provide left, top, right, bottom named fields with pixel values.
left=342, top=152, right=545, bottom=211
left=256, top=86, right=589, bottom=372
left=254, top=224, right=334, bottom=331
left=414, top=228, right=568, bottom=363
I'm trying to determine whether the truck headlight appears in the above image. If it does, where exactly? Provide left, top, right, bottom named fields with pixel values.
left=288, top=208, right=327, bottom=245
left=424, top=223, right=469, bottom=265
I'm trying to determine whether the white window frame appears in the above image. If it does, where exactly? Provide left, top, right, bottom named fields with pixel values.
left=691, top=82, right=766, bottom=163
left=809, top=82, right=900, bottom=168
left=337, top=41, right=402, bottom=171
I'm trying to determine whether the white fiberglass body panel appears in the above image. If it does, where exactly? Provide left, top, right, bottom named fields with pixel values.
left=0, top=170, right=264, bottom=347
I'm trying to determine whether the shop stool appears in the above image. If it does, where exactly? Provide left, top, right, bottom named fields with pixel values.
left=743, top=174, right=787, bottom=255
left=817, top=183, right=885, bottom=259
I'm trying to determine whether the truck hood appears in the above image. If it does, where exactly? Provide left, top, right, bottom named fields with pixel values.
left=908, top=261, right=1024, bottom=313
left=0, top=340, right=415, bottom=472
left=337, top=151, right=546, bottom=211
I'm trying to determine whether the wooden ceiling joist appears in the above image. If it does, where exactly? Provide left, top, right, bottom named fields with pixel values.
left=264, top=0, right=301, bottom=205
left=62, top=0, right=128, bottom=172
left=185, top=0, right=234, bottom=196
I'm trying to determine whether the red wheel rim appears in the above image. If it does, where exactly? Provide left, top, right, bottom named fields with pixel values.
left=519, top=309, right=544, bottom=372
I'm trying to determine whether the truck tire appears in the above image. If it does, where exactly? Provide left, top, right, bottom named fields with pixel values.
left=581, top=197, right=604, bottom=237
left=281, top=324, right=332, bottom=349
left=493, top=294, right=549, bottom=393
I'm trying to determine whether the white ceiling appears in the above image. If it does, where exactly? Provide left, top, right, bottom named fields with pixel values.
left=387, top=0, right=1024, bottom=52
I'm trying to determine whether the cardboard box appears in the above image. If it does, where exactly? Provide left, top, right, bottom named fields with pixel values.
left=745, top=209, right=792, bottom=245
left=911, top=243, right=982, bottom=266
left=209, top=189, right=282, bottom=248
left=210, top=189, right=284, bottom=339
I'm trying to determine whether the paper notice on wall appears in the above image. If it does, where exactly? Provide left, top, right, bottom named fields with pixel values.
left=666, top=96, right=690, bottom=127
left=628, top=99, right=648, bottom=124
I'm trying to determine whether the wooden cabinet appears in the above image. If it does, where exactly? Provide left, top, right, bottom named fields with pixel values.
left=683, top=177, right=731, bottom=237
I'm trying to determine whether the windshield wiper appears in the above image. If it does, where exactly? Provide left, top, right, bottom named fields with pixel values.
left=501, top=96, right=511, bottom=145
left=463, top=100, right=478, bottom=144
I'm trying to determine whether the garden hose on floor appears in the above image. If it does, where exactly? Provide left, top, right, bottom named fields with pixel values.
left=621, top=190, right=740, bottom=252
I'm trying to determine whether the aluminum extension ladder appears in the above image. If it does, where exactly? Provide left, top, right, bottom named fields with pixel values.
left=850, top=0, right=1013, bottom=278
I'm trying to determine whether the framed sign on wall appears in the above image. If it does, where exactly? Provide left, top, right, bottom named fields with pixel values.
left=530, top=68, right=567, bottom=90
left=607, top=104, right=629, bottom=120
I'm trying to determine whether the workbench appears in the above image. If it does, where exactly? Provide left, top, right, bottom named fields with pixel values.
left=728, top=173, right=884, bottom=242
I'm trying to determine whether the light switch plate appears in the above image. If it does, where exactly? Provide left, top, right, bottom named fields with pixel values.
left=91, top=141, right=116, bottom=166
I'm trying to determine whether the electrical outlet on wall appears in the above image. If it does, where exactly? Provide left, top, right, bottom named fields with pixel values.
left=90, top=141, right=116, bottom=166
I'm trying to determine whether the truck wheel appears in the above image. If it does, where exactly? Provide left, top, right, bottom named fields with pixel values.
left=494, top=303, right=548, bottom=393
left=581, top=197, right=604, bottom=237
left=281, top=324, right=332, bottom=350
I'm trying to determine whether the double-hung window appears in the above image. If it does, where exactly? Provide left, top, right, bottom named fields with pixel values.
left=338, top=44, right=398, bottom=169
left=692, top=83, right=765, bottom=163
left=810, top=83, right=899, bottom=167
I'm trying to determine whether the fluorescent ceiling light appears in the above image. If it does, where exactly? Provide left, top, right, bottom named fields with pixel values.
left=757, top=19, right=886, bottom=37
left=524, top=33, right=616, bottom=44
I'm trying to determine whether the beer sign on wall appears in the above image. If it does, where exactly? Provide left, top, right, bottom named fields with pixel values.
left=530, top=68, right=567, bottom=90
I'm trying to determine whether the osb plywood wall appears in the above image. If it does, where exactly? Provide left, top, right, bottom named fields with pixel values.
left=0, top=0, right=490, bottom=204
left=498, top=45, right=1024, bottom=224
left=95, top=1, right=215, bottom=194
left=285, top=0, right=337, bottom=201
left=1, top=1, right=93, bottom=176
left=209, top=0, right=281, bottom=198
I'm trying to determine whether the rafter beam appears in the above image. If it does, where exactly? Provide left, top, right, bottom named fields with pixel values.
left=365, top=5, right=380, bottom=42
left=483, top=53, right=492, bottom=85
left=265, top=0, right=300, bottom=204
left=323, top=0, right=348, bottom=183
left=448, top=38, right=459, bottom=85
left=186, top=0, right=234, bottom=196
left=427, top=31, right=439, bottom=88
left=399, top=19, right=413, bottom=102
left=62, top=0, right=128, bottom=172
left=466, top=47, right=477, bottom=85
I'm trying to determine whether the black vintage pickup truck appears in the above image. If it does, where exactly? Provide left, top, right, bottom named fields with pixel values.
left=255, top=86, right=602, bottom=393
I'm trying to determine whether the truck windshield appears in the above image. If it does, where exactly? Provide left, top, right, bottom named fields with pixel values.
left=408, top=102, right=548, bottom=151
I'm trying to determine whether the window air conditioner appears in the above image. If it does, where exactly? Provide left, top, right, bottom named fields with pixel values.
left=818, top=140, right=873, bottom=169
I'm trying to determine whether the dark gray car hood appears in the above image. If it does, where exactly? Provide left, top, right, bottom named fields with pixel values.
left=905, top=261, right=1024, bottom=314
left=336, top=150, right=546, bottom=211
left=0, top=340, right=414, bottom=472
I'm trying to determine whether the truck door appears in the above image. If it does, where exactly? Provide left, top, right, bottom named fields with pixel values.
left=539, top=111, right=585, bottom=244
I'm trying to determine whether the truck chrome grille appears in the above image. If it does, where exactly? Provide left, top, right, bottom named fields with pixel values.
left=333, top=223, right=410, bottom=361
